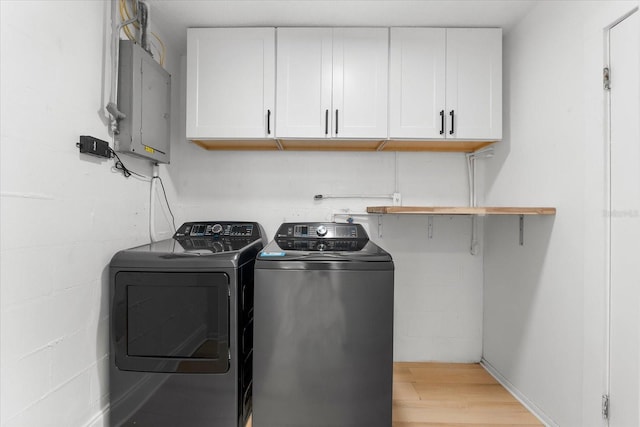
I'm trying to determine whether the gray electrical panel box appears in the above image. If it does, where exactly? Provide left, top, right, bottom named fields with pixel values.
left=116, top=40, right=171, bottom=163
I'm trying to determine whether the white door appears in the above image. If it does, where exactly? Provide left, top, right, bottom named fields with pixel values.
left=186, top=28, right=275, bottom=139
left=332, top=28, right=388, bottom=139
left=609, top=10, right=640, bottom=427
left=446, top=28, right=502, bottom=140
left=276, top=28, right=332, bottom=138
left=389, top=28, right=446, bottom=138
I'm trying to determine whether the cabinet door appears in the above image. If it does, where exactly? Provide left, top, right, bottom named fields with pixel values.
left=389, top=28, right=446, bottom=139
left=332, top=28, right=389, bottom=139
left=276, top=28, right=332, bottom=138
left=445, top=28, right=502, bottom=140
left=186, top=28, right=275, bottom=139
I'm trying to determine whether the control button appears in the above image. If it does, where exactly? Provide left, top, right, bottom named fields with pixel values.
left=316, top=225, right=327, bottom=237
left=212, top=223, right=223, bottom=234
left=317, top=243, right=327, bottom=251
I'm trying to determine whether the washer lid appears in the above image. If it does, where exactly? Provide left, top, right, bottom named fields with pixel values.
left=257, top=239, right=392, bottom=265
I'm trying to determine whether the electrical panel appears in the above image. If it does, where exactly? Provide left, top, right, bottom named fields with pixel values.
left=116, top=40, right=171, bottom=163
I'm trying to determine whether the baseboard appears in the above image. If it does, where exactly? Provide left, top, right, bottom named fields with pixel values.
left=83, top=405, right=108, bottom=427
left=480, top=358, right=558, bottom=427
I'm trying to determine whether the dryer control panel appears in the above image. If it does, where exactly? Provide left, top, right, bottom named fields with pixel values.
left=174, top=222, right=257, bottom=238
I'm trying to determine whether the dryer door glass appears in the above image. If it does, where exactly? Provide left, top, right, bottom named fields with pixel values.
left=113, top=271, right=230, bottom=373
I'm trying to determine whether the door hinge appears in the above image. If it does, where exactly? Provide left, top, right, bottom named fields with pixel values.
left=602, top=394, right=610, bottom=420
left=603, top=67, right=611, bottom=90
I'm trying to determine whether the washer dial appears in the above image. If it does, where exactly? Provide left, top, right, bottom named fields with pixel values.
left=316, top=225, right=328, bottom=237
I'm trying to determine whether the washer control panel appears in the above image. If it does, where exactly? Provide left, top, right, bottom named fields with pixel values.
left=276, top=222, right=365, bottom=239
left=276, top=238, right=367, bottom=252
left=274, top=222, right=369, bottom=252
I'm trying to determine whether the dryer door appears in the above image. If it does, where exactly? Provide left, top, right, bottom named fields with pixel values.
left=113, top=271, right=230, bottom=373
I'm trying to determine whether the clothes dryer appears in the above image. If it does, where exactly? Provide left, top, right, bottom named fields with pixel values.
left=109, top=221, right=266, bottom=427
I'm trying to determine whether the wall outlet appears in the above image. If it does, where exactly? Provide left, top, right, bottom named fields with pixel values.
left=392, top=192, right=402, bottom=206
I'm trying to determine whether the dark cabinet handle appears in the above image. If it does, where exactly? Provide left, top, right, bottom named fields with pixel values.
left=267, top=110, right=271, bottom=135
left=449, top=110, right=455, bottom=135
left=439, top=110, right=445, bottom=135
left=325, top=109, right=329, bottom=135
left=335, top=110, right=339, bottom=135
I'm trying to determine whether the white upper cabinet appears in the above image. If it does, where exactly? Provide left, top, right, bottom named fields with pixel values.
left=276, top=28, right=388, bottom=139
left=276, top=28, right=333, bottom=138
left=187, top=27, right=500, bottom=146
left=389, top=28, right=446, bottom=139
left=332, top=28, right=389, bottom=139
left=446, top=28, right=502, bottom=140
left=186, top=28, right=275, bottom=139
left=390, top=28, right=502, bottom=140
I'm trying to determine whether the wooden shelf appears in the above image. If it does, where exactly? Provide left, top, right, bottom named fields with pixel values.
left=191, top=139, right=498, bottom=153
left=192, top=139, right=281, bottom=151
left=378, top=140, right=497, bottom=152
left=366, top=206, right=557, bottom=215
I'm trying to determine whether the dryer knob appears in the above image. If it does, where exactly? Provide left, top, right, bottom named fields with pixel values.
left=316, top=225, right=327, bottom=237
left=212, top=223, right=223, bottom=234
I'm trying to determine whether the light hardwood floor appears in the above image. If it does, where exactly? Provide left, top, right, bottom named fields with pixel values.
left=393, top=362, right=542, bottom=426
left=247, top=362, right=542, bottom=427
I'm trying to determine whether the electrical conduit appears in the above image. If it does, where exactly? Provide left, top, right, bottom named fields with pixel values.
left=150, top=164, right=159, bottom=242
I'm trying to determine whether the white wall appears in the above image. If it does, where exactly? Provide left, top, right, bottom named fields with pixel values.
left=483, top=1, right=638, bottom=426
left=171, top=145, right=485, bottom=363
left=0, top=1, right=177, bottom=426
left=170, top=55, right=485, bottom=362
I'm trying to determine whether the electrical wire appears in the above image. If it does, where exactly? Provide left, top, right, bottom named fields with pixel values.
left=151, top=31, right=166, bottom=66
left=153, top=176, right=177, bottom=232
left=108, top=147, right=148, bottom=179
left=107, top=148, right=176, bottom=234
left=119, top=0, right=166, bottom=66
left=120, top=0, right=137, bottom=41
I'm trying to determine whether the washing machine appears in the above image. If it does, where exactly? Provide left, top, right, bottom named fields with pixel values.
left=109, top=221, right=266, bottom=427
left=253, top=222, right=394, bottom=427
